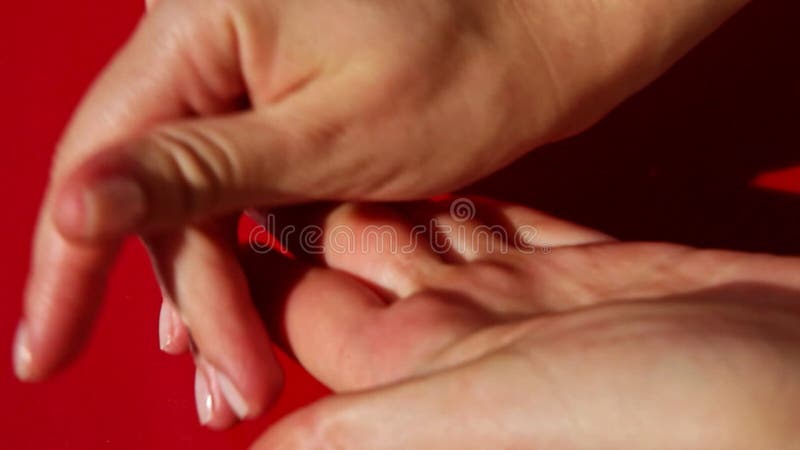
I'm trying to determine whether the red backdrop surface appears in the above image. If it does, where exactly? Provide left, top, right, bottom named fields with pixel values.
left=0, top=1, right=797, bottom=449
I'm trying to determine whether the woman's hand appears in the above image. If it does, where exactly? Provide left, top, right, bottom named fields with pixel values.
left=240, top=198, right=800, bottom=448
left=18, top=0, right=749, bottom=425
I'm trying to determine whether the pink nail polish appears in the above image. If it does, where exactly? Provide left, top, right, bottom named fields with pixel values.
left=194, top=367, right=213, bottom=425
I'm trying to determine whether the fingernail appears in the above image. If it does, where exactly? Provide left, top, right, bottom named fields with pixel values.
left=12, top=321, right=33, bottom=381
left=158, top=301, right=175, bottom=352
left=72, top=175, right=146, bottom=239
left=217, top=371, right=249, bottom=420
left=195, top=367, right=214, bottom=425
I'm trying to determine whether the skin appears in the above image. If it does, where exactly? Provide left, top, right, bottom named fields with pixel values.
left=236, top=198, right=800, bottom=448
left=16, top=0, right=750, bottom=430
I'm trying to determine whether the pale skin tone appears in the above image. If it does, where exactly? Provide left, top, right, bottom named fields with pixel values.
left=242, top=198, right=800, bottom=448
left=14, top=0, right=759, bottom=443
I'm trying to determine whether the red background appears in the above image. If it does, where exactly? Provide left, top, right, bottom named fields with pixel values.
left=1, top=1, right=797, bottom=449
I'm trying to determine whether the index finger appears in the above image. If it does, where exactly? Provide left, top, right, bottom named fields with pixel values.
left=15, top=0, right=249, bottom=380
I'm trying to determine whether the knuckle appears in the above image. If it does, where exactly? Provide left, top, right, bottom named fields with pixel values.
left=142, top=125, right=239, bottom=217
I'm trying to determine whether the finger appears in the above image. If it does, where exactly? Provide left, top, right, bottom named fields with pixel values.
left=143, top=236, right=191, bottom=354
left=148, top=221, right=283, bottom=421
left=242, top=243, right=488, bottom=391
left=403, top=196, right=615, bottom=262
left=543, top=244, right=800, bottom=308
left=157, top=299, right=190, bottom=355
left=246, top=203, right=447, bottom=299
left=22, top=110, right=296, bottom=380
left=14, top=216, right=116, bottom=381
left=18, top=0, right=255, bottom=380
left=241, top=246, right=390, bottom=390
left=194, top=355, right=239, bottom=430
left=52, top=110, right=321, bottom=240
left=472, top=196, right=616, bottom=247
left=409, top=197, right=510, bottom=263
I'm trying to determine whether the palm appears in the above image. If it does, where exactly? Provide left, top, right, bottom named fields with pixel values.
left=244, top=197, right=800, bottom=448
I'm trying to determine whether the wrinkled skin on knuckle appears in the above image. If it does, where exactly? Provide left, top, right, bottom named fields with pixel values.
left=136, top=126, right=239, bottom=223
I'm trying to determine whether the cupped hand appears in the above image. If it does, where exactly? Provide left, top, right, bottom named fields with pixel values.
left=17, top=0, right=749, bottom=427
left=235, top=197, right=800, bottom=448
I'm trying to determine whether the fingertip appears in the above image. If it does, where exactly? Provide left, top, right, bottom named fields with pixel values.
left=158, top=300, right=190, bottom=355
left=194, top=357, right=240, bottom=430
left=194, top=365, right=214, bottom=425
left=212, top=351, right=285, bottom=423
left=52, top=173, right=147, bottom=243
left=12, top=321, right=34, bottom=382
left=22, top=212, right=120, bottom=384
left=217, top=371, right=250, bottom=420
left=11, top=318, right=68, bottom=383
left=158, top=301, right=173, bottom=352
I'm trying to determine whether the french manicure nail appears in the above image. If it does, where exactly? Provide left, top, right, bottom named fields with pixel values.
left=81, top=175, right=146, bottom=239
left=217, top=371, right=249, bottom=420
left=12, top=321, right=33, bottom=381
left=195, top=367, right=213, bottom=425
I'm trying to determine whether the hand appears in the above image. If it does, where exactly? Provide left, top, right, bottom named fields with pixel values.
left=17, top=0, right=749, bottom=425
left=236, top=197, right=800, bottom=448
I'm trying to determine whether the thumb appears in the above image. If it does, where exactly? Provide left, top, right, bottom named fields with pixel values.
left=51, top=111, right=325, bottom=242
